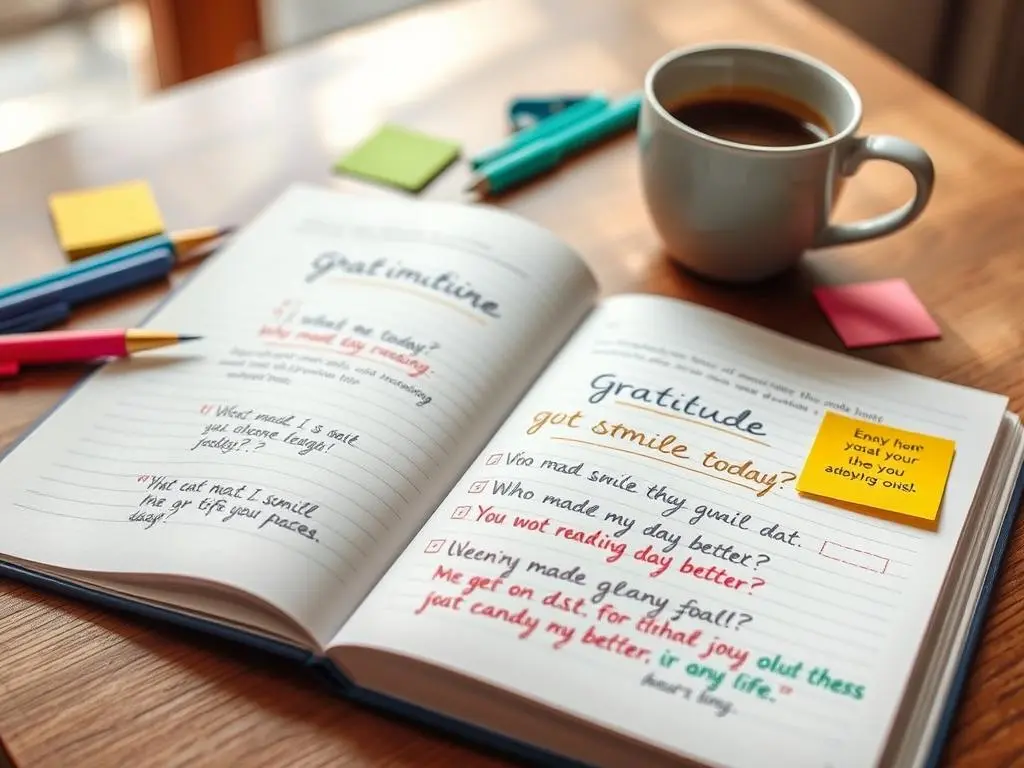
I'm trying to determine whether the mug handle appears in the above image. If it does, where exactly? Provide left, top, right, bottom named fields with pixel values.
left=815, top=135, right=935, bottom=247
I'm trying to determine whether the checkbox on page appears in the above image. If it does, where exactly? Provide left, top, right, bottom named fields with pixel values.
left=485, top=453, right=503, bottom=465
left=452, top=506, right=470, bottom=519
left=424, top=538, right=445, bottom=554
left=468, top=480, right=488, bottom=494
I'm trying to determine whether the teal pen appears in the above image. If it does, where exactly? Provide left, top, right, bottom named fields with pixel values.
left=467, top=92, right=642, bottom=196
left=469, top=94, right=610, bottom=169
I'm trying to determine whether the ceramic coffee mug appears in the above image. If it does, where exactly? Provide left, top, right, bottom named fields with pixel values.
left=638, top=42, right=935, bottom=283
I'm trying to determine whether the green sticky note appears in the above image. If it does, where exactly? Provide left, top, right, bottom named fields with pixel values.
left=333, top=124, right=461, bottom=192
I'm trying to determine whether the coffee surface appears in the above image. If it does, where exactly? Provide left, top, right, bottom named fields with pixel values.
left=669, top=90, right=830, bottom=147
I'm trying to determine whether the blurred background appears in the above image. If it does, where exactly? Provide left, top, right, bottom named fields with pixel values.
left=0, top=0, right=1019, bottom=155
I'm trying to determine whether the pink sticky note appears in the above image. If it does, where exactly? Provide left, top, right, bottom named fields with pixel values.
left=812, top=279, right=941, bottom=349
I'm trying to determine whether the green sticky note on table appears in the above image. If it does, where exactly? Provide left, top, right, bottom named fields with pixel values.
left=333, top=124, right=461, bottom=192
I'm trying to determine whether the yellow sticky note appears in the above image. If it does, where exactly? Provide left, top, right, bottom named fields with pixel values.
left=796, top=411, right=955, bottom=523
left=48, top=180, right=165, bottom=260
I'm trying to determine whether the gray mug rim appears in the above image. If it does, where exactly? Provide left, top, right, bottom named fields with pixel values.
left=644, top=41, right=864, bottom=154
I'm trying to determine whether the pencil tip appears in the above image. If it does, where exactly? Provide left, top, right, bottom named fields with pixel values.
left=178, top=335, right=203, bottom=342
left=464, top=176, right=490, bottom=196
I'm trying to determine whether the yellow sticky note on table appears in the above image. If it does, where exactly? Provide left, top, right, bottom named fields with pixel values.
left=796, top=411, right=955, bottom=523
left=48, top=180, right=165, bottom=260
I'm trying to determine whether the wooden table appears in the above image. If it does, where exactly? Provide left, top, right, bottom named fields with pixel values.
left=1, top=0, right=1022, bottom=765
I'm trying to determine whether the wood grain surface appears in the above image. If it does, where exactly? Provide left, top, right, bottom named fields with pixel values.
left=0, top=0, right=1022, bottom=765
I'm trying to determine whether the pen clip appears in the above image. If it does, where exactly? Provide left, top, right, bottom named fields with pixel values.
left=0, top=360, right=19, bottom=378
left=508, top=94, right=592, bottom=131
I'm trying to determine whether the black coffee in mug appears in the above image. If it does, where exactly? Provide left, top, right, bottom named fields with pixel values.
left=668, top=86, right=832, bottom=147
left=640, top=43, right=935, bottom=282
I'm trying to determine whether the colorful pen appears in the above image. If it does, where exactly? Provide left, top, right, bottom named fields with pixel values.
left=470, top=95, right=610, bottom=168
left=0, top=243, right=176, bottom=331
left=0, top=234, right=170, bottom=304
left=0, top=328, right=200, bottom=377
left=0, top=302, right=71, bottom=334
left=0, top=226, right=232, bottom=334
left=466, top=92, right=642, bottom=196
left=0, top=227, right=230, bottom=305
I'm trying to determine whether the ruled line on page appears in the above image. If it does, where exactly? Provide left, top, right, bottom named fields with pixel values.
left=131, top=376, right=461, bottom=452
left=79, top=431, right=419, bottom=506
left=589, top=333, right=967, bottom=426
left=530, top=441, right=923, bottom=551
left=98, top=407, right=438, bottom=489
left=382, top=603, right=854, bottom=745
left=118, top=387, right=452, bottom=466
left=73, top=439, right=409, bottom=516
left=422, top=507, right=888, bottom=646
left=58, top=452, right=400, bottom=532
left=27, top=477, right=378, bottom=554
left=12, top=502, right=355, bottom=581
left=113, top=398, right=442, bottom=474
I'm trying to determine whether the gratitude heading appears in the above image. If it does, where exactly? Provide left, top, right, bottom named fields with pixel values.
left=589, top=372, right=768, bottom=438
left=306, top=251, right=502, bottom=318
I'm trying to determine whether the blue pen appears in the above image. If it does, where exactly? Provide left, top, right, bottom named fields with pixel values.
left=0, top=234, right=173, bottom=304
left=472, top=95, right=610, bottom=168
left=0, top=246, right=176, bottom=333
left=0, top=302, right=70, bottom=334
left=467, top=92, right=642, bottom=196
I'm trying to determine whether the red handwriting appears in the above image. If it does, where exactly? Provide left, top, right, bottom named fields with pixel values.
left=633, top=544, right=673, bottom=577
left=475, top=505, right=505, bottom=524
left=258, top=324, right=430, bottom=378
left=511, top=514, right=548, bottom=531
left=553, top=525, right=627, bottom=563
left=258, top=324, right=290, bottom=340
left=580, top=625, right=651, bottom=661
left=543, top=590, right=587, bottom=616
left=634, top=616, right=703, bottom=649
left=468, top=601, right=541, bottom=639
left=413, top=590, right=463, bottom=613
left=469, top=512, right=769, bottom=593
left=416, top=565, right=706, bottom=662
left=679, top=556, right=763, bottom=593
left=696, top=636, right=751, bottom=672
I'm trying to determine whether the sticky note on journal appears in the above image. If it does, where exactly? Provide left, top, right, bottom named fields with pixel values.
left=796, top=411, right=955, bottom=523
left=333, top=124, right=461, bottom=192
left=48, top=180, right=165, bottom=260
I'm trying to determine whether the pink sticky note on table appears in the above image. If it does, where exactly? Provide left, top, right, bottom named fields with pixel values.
left=812, top=279, right=941, bottom=349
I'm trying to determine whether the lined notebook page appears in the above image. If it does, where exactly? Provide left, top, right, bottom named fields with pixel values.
left=335, top=293, right=1008, bottom=768
left=0, top=185, right=597, bottom=648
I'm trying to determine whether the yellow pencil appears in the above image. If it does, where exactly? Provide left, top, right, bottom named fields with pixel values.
left=170, top=226, right=235, bottom=262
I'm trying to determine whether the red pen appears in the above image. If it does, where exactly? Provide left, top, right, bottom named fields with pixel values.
left=0, top=328, right=200, bottom=377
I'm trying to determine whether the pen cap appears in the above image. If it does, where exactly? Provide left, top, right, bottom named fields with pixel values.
left=554, top=92, right=642, bottom=153
left=471, top=95, right=610, bottom=168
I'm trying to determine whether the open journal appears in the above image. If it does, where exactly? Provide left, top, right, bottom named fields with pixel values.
left=0, top=183, right=1021, bottom=768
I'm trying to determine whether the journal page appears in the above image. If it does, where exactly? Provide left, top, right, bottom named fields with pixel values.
left=0, top=184, right=597, bottom=648
left=335, top=293, right=1008, bottom=767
